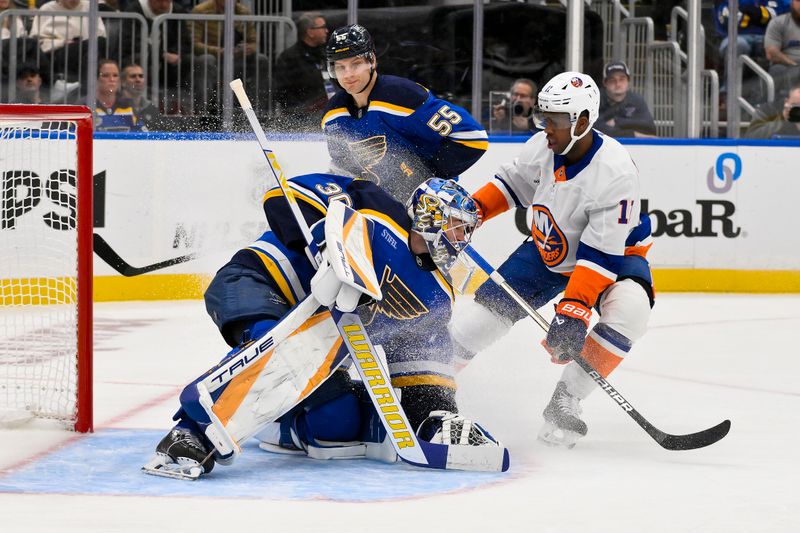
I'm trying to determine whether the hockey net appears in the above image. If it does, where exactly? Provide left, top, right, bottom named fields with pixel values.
left=0, top=105, right=93, bottom=432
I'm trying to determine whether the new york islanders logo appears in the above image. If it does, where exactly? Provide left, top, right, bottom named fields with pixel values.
left=570, top=77, right=583, bottom=88
left=531, top=205, right=568, bottom=266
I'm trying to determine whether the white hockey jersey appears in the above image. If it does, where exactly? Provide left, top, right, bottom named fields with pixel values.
left=474, top=130, right=652, bottom=306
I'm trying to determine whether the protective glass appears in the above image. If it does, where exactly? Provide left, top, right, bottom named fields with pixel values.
left=531, top=107, right=573, bottom=130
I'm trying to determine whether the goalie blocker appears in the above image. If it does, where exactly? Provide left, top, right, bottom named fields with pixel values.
left=144, top=177, right=508, bottom=479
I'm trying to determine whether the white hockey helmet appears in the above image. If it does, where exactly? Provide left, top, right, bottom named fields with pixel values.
left=535, top=71, right=600, bottom=154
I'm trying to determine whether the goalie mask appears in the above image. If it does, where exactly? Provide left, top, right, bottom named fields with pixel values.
left=325, top=24, right=376, bottom=88
left=407, top=178, right=479, bottom=272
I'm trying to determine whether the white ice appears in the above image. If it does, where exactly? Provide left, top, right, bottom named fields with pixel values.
left=1, top=294, right=798, bottom=532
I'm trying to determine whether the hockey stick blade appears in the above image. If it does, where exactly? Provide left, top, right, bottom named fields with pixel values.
left=652, top=419, right=731, bottom=451
left=571, top=339, right=732, bottom=451
left=93, top=233, right=196, bottom=276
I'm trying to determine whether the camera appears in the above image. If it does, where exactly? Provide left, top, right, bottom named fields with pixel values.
left=788, top=105, right=800, bottom=123
left=496, top=97, right=529, bottom=117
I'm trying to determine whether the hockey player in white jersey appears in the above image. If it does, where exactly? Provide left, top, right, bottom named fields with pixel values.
left=449, top=71, right=655, bottom=448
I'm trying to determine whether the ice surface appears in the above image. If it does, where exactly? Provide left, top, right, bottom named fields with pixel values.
left=1, top=295, right=798, bottom=532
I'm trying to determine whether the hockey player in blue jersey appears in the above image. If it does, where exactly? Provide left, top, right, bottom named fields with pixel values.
left=321, top=24, right=488, bottom=203
left=146, top=175, right=506, bottom=478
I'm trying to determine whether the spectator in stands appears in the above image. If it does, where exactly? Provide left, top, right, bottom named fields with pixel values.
left=714, top=0, right=789, bottom=61
left=190, top=0, right=270, bottom=109
left=273, top=12, right=332, bottom=131
left=121, top=63, right=161, bottom=128
left=122, top=0, right=215, bottom=114
left=595, top=60, right=657, bottom=138
left=14, top=64, right=45, bottom=104
left=99, top=0, right=120, bottom=11
left=1, top=0, right=26, bottom=40
left=95, top=59, right=144, bottom=132
left=30, top=0, right=107, bottom=90
left=491, top=78, right=537, bottom=135
left=745, top=82, right=800, bottom=137
left=765, top=0, right=800, bottom=96
left=1, top=0, right=30, bottom=92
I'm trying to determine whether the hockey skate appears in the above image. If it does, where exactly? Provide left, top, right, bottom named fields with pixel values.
left=538, top=382, right=588, bottom=449
left=142, top=428, right=216, bottom=480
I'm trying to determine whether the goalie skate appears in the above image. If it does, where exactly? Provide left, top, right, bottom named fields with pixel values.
left=142, top=428, right=215, bottom=481
left=537, top=382, right=588, bottom=449
left=141, top=455, right=204, bottom=481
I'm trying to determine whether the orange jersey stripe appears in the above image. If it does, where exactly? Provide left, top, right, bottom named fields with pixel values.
left=564, top=265, right=615, bottom=307
left=473, top=182, right=512, bottom=222
left=581, top=335, right=623, bottom=377
left=625, top=242, right=653, bottom=258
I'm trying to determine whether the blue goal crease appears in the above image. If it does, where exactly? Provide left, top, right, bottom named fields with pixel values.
left=0, top=429, right=506, bottom=501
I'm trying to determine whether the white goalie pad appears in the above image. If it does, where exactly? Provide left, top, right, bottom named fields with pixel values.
left=189, top=295, right=346, bottom=460
left=322, top=201, right=382, bottom=305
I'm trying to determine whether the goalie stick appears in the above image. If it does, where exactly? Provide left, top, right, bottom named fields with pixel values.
left=93, top=233, right=196, bottom=276
left=230, top=79, right=509, bottom=472
left=460, top=244, right=731, bottom=451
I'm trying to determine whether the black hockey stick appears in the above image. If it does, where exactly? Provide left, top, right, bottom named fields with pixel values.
left=93, top=233, right=196, bottom=276
left=461, top=245, right=731, bottom=451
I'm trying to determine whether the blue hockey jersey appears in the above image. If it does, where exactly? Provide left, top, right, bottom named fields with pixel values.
left=250, top=173, right=457, bottom=389
left=321, top=75, right=488, bottom=202
left=713, top=0, right=790, bottom=36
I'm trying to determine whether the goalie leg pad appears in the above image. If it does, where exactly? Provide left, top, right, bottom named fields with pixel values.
left=177, top=295, right=346, bottom=466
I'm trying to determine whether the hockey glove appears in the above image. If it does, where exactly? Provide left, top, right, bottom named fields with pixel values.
left=310, top=258, right=364, bottom=312
left=542, top=299, right=591, bottom=363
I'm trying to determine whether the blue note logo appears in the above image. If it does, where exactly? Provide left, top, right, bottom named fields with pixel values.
left=707, top=152, right=742, bottom=193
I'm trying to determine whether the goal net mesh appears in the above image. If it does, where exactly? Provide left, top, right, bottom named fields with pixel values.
left=0, top=120, right=81, bottom=427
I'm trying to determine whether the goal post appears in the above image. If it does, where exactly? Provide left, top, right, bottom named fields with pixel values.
left=0, top=104, right=93, bottom=432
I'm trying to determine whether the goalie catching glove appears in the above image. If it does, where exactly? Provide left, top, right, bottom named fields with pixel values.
left=310, top=201, right=382, bottom=312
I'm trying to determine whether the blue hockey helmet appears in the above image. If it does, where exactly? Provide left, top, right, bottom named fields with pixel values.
left=407, top=178, right=479, bottom=271
left=325, top=24, right=375, bottom=79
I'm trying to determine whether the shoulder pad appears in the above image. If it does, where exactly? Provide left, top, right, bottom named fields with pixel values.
left=371, top=75, right=429, bottom=110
